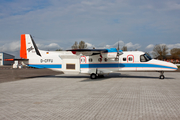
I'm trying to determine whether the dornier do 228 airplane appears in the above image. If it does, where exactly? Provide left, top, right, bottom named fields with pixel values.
left=18, top=34, right=177, bottom=79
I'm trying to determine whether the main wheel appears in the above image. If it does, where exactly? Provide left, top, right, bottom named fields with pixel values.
left=159, top=75, right=165, bottom=79
left=90, top=73, right=97, bottom=79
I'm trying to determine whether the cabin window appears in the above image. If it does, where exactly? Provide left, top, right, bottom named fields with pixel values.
left=81, top=58, right=85, bottom=62
left=123, top=58, right=126, bottom=61
left=89, top=58, right=93, bottom=62
left=104, top=58, right=108, bottom=62
left=98, top=58, right=102, bottom=62
left=128, top=57, right=133, bottom=61
left=115, top=58, right=119, bottom=61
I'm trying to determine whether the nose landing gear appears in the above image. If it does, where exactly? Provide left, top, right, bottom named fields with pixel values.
left=159, top=71, right=165, bottom=79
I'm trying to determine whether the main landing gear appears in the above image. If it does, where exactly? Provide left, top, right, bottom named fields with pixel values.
left=159, top=71, right=165, bottom=79
left=90, top=73, right=104, bottom=79
left=90, top=73, right=97, bottom=79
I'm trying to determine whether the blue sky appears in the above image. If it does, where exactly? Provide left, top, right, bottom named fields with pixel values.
left=0, top=0, right=180, bottom=57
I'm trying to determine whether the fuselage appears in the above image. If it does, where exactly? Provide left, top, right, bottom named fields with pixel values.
left=27, top=50, right=177, bottom=75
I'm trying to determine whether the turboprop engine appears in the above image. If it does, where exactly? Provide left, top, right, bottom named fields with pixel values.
left=102, top=48, right=123, bottom=59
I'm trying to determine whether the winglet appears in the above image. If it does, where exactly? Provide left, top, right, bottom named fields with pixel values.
left=20, top=34, right=27, bottom=59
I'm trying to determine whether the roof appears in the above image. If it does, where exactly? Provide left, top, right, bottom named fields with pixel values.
left=0, top=52, right=15, bottom=57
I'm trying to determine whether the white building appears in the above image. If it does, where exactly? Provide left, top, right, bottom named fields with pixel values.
left=0, top=52, right=15, bottom=66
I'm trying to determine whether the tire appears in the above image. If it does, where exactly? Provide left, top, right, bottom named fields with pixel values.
left=90, top=73, right=97, bottom=79
left=159, top=75, right=165, bottom=79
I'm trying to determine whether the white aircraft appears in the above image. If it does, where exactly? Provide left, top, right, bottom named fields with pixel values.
left=18, top=34, right=177, bottom=79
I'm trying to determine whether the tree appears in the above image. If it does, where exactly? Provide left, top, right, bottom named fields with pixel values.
left=71, top=41, right=87, bottom=49
left=152, top=44, right=168, bottom=60
left=56, top=49, right=63, bottom=51
left=71, top=41, right=78, bottom=49
left=122, top=46, right=127, bottom=51
left=79, top=41, right=87, bottom=49
left=170, top=48, right=180, bottom=59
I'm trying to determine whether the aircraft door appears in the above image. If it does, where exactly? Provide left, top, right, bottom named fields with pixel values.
left=80, top=56, right=86, bottom=64
left=127, top=55, right=134, bottom=63
left=61, top=55, right=80, bottom=74
left=127, top=55, right=136, bottom=70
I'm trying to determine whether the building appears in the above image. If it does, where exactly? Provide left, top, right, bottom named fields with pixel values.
left=0, top=52, right=15, bottom=66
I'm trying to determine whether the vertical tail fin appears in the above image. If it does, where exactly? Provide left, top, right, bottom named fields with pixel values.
left=20, top=34, right=27, bottom=59
left=20, top=34, right=41, bottom=59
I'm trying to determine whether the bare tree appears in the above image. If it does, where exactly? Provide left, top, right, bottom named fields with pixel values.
left=79, top=41, right=87, bottom=49
left=170, top=48, right=180, bottom=59
left=122, top=46, right=127, bottom=51
left=71, top=41, right=78, bottom=49
left=56, top=49, right=63, bottom=51
left=71, top=41, right=87, bottom=49
left=153, top=44, right=168, bottom=60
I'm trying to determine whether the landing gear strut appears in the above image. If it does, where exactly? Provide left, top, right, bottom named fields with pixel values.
left=159, top=71, right=165, bottom=79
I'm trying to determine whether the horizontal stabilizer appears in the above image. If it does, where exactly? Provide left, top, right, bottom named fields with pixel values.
left=4, top=59, right=29, bottom=61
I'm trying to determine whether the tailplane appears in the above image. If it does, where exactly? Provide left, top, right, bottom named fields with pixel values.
left=20, top=34, right=41, bottom=59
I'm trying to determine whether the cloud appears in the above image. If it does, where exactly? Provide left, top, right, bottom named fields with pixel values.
left=102, top=41, right=125, bottom=49
left=146, top=43, right=180, bottom=50
left=167, top=43, right=180, bottom=49
left=146, top=44, right=154, bottom=49
left=0, top=41, right=20, bottom=58
left=0, top=41, right=20, bottom=52
left=95, top=40, right=141, bottom=50
left=0, top=0, right=180, bottom=55
left=125, top=42, right=141, bottom=50
left=0, top=41, right=62, bottom=58
left=86, top=42, right=95, bottom=49
left=37, top=43, right=62, bottom=51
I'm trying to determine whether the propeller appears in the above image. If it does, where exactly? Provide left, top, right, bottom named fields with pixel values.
left=117, top=41, right=120, bottom=57
left=116, top=41, right=123, bottom=59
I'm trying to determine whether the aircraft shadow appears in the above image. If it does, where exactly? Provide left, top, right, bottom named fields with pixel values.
left=107, top=73, right=174, bottom=79
left=19, top=73, right=174, bottom=81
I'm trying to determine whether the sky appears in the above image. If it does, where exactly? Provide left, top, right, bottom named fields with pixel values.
left=0, top=0, right=180, bottom=57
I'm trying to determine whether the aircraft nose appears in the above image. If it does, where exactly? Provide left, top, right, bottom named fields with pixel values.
left=174, top=64, right=178, bottom=70
left=169, top=62, right=178, bottom=70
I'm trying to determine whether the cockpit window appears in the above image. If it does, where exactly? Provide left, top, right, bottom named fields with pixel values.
left=140, top=54, right=152, bottom=62
left=140, top=55, right=146, bottom=62
left=144, top=54, right=152, bottom=61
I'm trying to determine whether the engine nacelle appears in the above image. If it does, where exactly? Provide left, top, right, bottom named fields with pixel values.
left=102, top=52, right=117, bottom=59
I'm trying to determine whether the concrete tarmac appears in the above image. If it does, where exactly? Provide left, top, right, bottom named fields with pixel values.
left=0, top=72, right=180, bottom=120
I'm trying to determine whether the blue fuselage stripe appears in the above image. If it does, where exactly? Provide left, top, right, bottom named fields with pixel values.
left=80, top=63, right=119, bottom=68
left=28, top=64, right=62, bottom=69
left=80, top=63, right=176, bottom=69
left=27, top=63, right=176, bottom=70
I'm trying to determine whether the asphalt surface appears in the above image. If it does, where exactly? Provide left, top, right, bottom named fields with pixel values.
left=0, top=67, right=180, bottom=120
left=0, top=66, right=179, bottom=83
left=0, top=67, right=61, bottom=83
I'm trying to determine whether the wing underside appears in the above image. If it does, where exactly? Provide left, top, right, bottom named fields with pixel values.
left=66, top=49, right=108, bottom=56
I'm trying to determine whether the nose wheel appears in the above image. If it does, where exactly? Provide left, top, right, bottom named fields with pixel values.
left=159, top=71, right=165, bottom=79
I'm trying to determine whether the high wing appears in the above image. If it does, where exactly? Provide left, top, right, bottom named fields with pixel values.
left=66, top=49, right=108, bottom=56
left=67, top=48, right=123, bottom=59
